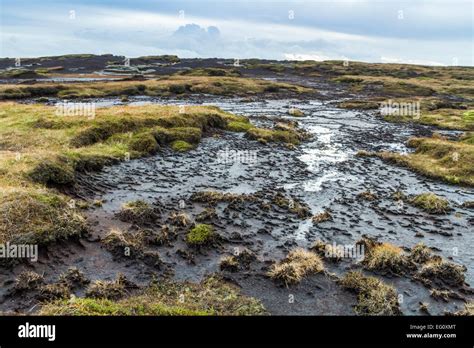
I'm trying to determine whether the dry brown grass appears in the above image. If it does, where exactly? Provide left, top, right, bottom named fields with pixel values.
left=312, top=211, right=332, bottom=224
left=0, top=75, right=312, bottom=100
left=268, top=248, right=324, bottom=286
left=377, top=134, right=474, bottom=186
left=14, top=271, right=44, bottom=292
left=339, top=271, right=401, bottom=316
left=116, top=200, right=160, bottom=224
left=358, top=238, right=413, bottom=274
left=418, top=259, right=466, bottom=287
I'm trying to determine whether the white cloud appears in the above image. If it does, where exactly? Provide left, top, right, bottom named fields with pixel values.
left=1, top=2, right=471, bottom=65
left=380, top=56, right=445, bottom=66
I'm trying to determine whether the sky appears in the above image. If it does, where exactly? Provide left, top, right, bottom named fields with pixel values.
left=0, top=0, right=473, bottom=66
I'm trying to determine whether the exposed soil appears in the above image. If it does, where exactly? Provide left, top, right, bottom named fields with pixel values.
left=1, top=95, right=473, bottom=315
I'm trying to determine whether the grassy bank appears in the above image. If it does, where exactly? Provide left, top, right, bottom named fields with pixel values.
left=0, top=75, right=312, bottom=100
left=377, top=133, right=474, bottom=186
left=0, top=101, right=305, bottom=245
left=312, top=62, right=474, bottom=186
left=39, top=276, right=265, bottom=316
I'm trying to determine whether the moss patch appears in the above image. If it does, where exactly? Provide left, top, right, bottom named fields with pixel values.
left=170, top=140, right=194, bottom=152
left=185, top=224, right=216, bottom=246
left=227, top=120, right=253, bottom=132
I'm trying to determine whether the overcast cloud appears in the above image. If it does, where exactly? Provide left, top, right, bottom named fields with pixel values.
left=0, top=0, right=472, bottom=65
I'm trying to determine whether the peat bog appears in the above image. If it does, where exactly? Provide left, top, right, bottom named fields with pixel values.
left=0, top=55, right=473, bottom=316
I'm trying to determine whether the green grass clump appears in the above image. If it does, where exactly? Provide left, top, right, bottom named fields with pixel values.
left=246, top=127, right=301, bottom=145
left=170, top=140, right=193, bottom=152
left=227, top=121, right=253, bottom=132
left=40, top=297, right=210, bottom=316
left=339, top=271, right=401, bottom=316
left=332, top=76, right=364, bottom=84
left=409, top=193, right=450, bottom=214
left=185, top=224, right=215, bottom=246
left=152, top=127, right=202, bottom=145
left=28, top=159, right=75, bottom=186
left=129, top=132, right=159, bottom=155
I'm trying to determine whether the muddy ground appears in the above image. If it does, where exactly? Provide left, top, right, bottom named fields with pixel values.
left=0, top=59, right=473, bottom=316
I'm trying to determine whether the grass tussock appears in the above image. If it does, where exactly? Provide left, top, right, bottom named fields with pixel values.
left=271, top=192, right=311, bottom=218
left=0, top=75, right=312, bottom=100
left=452, top=302, right=474, bottom=316
left=226, top=120, right=253, bottom=132
left=0, top=191, right=87, bottom=245
left=339, top=271, right=401, bottom=316
left=116, top=200, right=160, bottom=224
left=58, top=267, right=90, bottom=288
left=377, top=134, right=474, bottom=187
left=382, top=102, right=473, bottom=131
left=85, top=274, right=136, bottom=300
left=246, top=127, right=304, bottom=145
left=417, top=259, right=466, bottom=287
left=14, top=271, right=44, bottom=292
left=38, top=283, right=71, bottom=301
left=168, top=211, right=191, bottom=227
left=195, top=207, right=217, bottom=222
left=40, top=276, right=265, bottom=316
left=408, top=243, right=433, bottom=264
left=312, top=211, right=332, bottom=224
left=220, top=249, right=256, bottom=272
left=409, top=193, right=450, bottom=214
left=185, top=224, right=216, bottom=246
left=268, top=248, right=324, bottom=286
left=101, top=228, right=144, bottom=258
left=190, top=191, right=254, bottom=205
left=219, top=255, right=240, bottom=272
left=359, top=238, right=412, bottom=275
